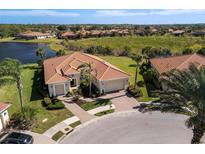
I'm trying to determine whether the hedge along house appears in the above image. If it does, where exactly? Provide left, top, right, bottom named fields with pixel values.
left=150, top=53, right=205, bottom=89
left=44, top=52, right=130, bottom=97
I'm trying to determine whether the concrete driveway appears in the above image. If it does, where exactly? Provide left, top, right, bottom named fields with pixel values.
left=60, top=111, right=204, bottom=144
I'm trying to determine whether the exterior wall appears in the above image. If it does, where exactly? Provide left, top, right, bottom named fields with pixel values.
left=48, top=81, right=70, bottom=97
left=0, top=110, right=9, bottom=130
left=47, top=73, right=80, bottom=97
left=98, top=78, right=129, bottom=94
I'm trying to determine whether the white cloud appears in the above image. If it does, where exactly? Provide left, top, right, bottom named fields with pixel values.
left=0, top=10, right=80, bottom=17
left=95, top=10, right=147, bottom=17
left=95, top=9, right=205, bottom=17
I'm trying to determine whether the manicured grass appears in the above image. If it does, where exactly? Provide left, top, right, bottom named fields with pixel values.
left=0, top=64, right=74, bottom=134
left=52, top=131, right=64, bottom=141
left=67, top=36, right=205, bottom=53
left=100, top=56, right=154, bottom=102
left=70, top=121, right=81, bottom=128
left=95, top=109, right=115, bottom=116
left=79, top=99, right=112, bottom=111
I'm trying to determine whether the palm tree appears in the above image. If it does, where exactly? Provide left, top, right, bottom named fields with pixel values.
left=0, top=58, right=24, bottom=113
left=36, top=47, right=46, bottom=66
left=77, top=62, right=93, bottom=97
left=129, top=53, right=142, bottom=88
left=143, top=64, right=205, bottom=144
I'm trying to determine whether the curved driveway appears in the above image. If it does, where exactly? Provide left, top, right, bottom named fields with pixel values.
left=60, top=111, right=203, bottom=144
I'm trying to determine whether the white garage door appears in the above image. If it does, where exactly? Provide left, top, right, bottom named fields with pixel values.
left=104, top=79, right=125, bottom=93
left=55, top=84, right=65, bottom=96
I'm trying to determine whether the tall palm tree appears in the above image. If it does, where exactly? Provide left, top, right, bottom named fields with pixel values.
left=77, top=62, right=93, bottom=97
left=143, top=64, right=205, bottom=144
left=129, top=53, right=142, bottom=88
left=36, top=47, right=46, bottom=66
left=0, top=58, right=24, bottom=113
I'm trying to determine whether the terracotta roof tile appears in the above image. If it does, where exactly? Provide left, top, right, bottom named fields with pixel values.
left=44, top=52, right=129, bottom=84
left=0, top=103, right=10, bottom=112
left=150, top=53, right=205, bottom=74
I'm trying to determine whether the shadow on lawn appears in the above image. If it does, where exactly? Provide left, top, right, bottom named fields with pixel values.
left=128, top=64, right=137, bottom=67
left=30, top=69, right=43, bottom=102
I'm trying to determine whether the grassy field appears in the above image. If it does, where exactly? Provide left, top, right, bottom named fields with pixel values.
left=67, top=36, right=205, bottom=53
left=0, top=37, right=65, bottom=52
left=0, top=64, right=73, bottom=134
left=101, top=56, right=153, bottom=102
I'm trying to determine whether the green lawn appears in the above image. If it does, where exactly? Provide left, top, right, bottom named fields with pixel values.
left=0, top=64, right=73, bottom=134
left=70, top=121, right=81, bottom=128
left=67, top=36, right=205, bottom=53
left=101, top=56, right=154, bottom=102
left=95, top=109, right=115, bottom=116
left=79, top=99, right=112, bottom=111
left=52, top=131, right=64, bottom=141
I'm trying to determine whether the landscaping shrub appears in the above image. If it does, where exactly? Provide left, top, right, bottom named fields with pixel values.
left=66, top=91, right=73, bottom=97
left=72, top=95, right=80, bottom=102
left=127, top=85, right=143, bottom=97
left=46, top=100, right=65, bottom=110
left=85, top=45, right=114, bottom=56
left=43, top=97, right=52, bottom=106
left=137, top=81, right=144, bottom=87
left=8, top=106, right=36, bottom=130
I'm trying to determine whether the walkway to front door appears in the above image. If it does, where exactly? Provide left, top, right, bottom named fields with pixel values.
left=59, top=97, right=96, bottom=123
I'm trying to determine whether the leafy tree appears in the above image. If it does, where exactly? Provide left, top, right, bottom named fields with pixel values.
left=56, top=49, right=66, bottom=56
left=0, top=58, right=24, bottom=113
left=57, top=25, right=67, bottom=31
left=182, top=48, right=194, bottom=55
left=120, top=46, right=131, bottom=56
left=36, top=47, right=46, bottom=66
left=141, top=64, right=205, bottom=144
left=197, top=47, right=205, bottom=56
left=129, top=53, right=142, bottom=88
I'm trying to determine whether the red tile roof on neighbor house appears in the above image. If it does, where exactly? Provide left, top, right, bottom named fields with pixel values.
left=19, top=31, right=50, bottom=37
left=0, top=103, right=10, bottom=113
left=44, top=52, right=130, bottom=84
left=150, top=53, right=205, bottom=74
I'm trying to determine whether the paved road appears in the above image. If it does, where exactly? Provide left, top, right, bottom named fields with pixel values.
left=60, top=111, right=204, bottom=144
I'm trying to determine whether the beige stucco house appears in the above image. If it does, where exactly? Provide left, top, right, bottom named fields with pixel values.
left=43, top=52, right=130, bottom=97
left=0, top=103, right=10, bottom=131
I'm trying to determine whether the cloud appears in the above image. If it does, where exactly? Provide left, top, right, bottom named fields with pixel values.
left=0, top=10, right=80, bottom=17
left=95, top=9, right=205, bottom=17
left=95, top=10, right=147, bottom=17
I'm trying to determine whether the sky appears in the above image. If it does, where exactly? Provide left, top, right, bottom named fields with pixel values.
left=1, top=9, right=205, bottom=24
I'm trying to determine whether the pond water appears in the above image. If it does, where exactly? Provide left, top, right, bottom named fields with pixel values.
left=0, top=42, right=56, bottom=63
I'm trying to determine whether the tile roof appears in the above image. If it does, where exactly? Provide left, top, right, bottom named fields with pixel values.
left=0, top=103, right=10, bottom=113
left=44, top=52, right=129, bottom=84
left=19, top=31, right=50, bottom=37
left=150, top=53, right=205, bottom=74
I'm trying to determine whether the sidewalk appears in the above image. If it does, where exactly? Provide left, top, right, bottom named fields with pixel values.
left=43, top=116, right=80, bottom=138
left=88, top=104, right=115, bottom=115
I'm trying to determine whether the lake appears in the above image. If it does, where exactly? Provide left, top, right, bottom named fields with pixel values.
left=0, top=42, right=56, bottom=63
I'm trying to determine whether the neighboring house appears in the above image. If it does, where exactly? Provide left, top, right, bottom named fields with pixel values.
left=0, top=103, right=10, bottom=131
left=150, top=53, right=205, bottom=89
left=191, top=31, right=205, bottom=37
left=18, top=31, right=53, bottom=40
left=172, top=30, right=185, bottom=36
left=43, top=52, right=130, bottom=97
left=60, top=31, right=79, bottom=39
